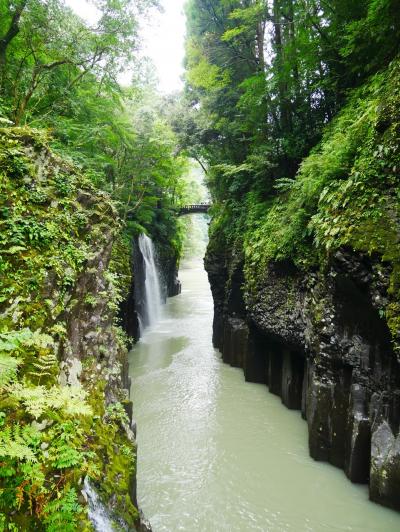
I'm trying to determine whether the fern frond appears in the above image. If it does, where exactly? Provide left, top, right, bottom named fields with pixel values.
left=8, top=383, right=92, bottom=419
left=28, top=352, right=59, bottom=380
left=0, top=328, right=54, bottom=355
left=0, top=354, right=22, bottom=386
left=274, top=177, right=296, bottom=192
left=0, top=424, right=39, bottom=462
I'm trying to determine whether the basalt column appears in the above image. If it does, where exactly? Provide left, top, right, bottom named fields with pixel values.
left=206, top=243, right=400, bottom=511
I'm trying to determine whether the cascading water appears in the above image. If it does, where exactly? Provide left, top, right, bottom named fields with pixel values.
left=83, top=478, right=114, bottom=532
left=138, top=233, right=163, bottom=331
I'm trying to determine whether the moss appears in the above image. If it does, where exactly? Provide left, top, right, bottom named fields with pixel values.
left=387, top=263, right=400, bottom=350
left=82, top=366, right=139, bottom=529
left=210, top=58, right=400, bottom=348
left=0, top=128, right=137, bottom=530
left=109, top=233, right=133, bottom=299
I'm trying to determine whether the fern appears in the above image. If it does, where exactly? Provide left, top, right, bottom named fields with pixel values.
left=51, top=386, right=93, bottom=417
left=28, top=351, right=58, bottom=382
left=0, top=423, right=41, bottom=463
left=0, top=329, right=53, bottom=354
left=50, top=444, right=83, bottom=469
left=0, top=513, right=19, bottom=532
left=43, top=488, right=81, bottom=532
left=0, top=354, right=21, bottom=386
left=8, top=383, right=92, bottom=419
left=273, top=177, right=296, bottom=192
left=0, top=329, right=33, bottom=352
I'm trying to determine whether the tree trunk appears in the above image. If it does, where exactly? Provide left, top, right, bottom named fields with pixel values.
left=0, top=1, right=27, bottom=91
left=256, top=21, right=265, bottom=71
left=273, top=0, right=292, bottom=133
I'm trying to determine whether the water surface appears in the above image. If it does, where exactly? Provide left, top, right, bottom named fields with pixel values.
left=129, top=259, right=400, bottom=532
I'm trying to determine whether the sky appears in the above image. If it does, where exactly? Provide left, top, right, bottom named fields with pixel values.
left=65, top=0, right=186, bottom=93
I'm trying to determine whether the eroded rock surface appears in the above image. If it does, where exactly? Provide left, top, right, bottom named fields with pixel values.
left=205, top=245, right=400, bottom=511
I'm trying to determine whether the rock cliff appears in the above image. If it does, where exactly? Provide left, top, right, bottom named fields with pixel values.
left=206, top=244, right=400, bottom=510
left=0, top=128, right=148, bottom=530
left=205, top=59, right=400, bottom=512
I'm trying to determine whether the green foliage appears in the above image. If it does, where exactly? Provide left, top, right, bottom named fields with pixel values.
left=0, top=421, right=40, bottom=462
left=0, top=0, right=140, bottom=126
left=186, top=41, right=231, bottom=91
left=0, top=354, right=21, bottom=386
left=0, top=410, right=91, bottom=527
left=43, top=488, right=81, bottom=532
left=104, top=402, right=130, bottom=426
left=0, top=329, right=53, bottom=354
left=242, top=72, right=383, bottom=271
left=183, top=0, right=400, bottom=208
left=8, top=383, right=93, bottom=419
left=341, top=0, right=400, bottom=77
left=0, top=128, right=142, bottom=530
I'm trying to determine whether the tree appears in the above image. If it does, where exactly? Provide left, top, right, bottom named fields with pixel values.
left=183, top=0, right=398, bottom=206
left=0, top=0, right=139, bottom=124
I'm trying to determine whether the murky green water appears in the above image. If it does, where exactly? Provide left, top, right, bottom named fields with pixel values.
left=129, top=259, right=400, bottom=532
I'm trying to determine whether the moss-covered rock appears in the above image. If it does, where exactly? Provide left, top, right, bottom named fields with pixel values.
left=0, top=128, right=140, bottom=530
left=205, top=57, right=400, bottom=511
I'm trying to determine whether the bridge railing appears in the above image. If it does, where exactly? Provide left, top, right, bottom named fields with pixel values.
left=178, top=203, right=211, bottom=215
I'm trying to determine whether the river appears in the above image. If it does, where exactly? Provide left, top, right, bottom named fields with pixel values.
left=129, top=257, right=400, bottom=532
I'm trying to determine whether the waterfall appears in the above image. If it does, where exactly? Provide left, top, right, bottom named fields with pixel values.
left=83, top=478, right=114, bottom=532
left=138, top=233, right=163, bottom=330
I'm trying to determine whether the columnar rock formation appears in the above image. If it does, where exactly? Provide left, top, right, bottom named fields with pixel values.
left=205, top=246, right=400, bottom=511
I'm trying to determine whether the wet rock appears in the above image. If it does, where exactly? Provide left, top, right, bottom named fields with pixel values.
left=119, top=238, right=140, bottom=342
left=370, top=421, right=400, bottom=510
left=138, top=511, right=153, bottom=532
left=281, top=350, right=304, bottom=410
left=307, top=375, right=335, bottom=462
left=267, top=348, right=283, bottom=396
left=156, top=241, right=181, bottom=299
left=222, top=317, right=248, bottom=367
left=345, top=384, right=370, bottom=483
left=244, top=326, right=268, bottom=384
left=205, top=240, right=400, bottom=512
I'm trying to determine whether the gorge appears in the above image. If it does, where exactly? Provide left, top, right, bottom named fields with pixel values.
left=1, top=0, right=400, bottom=530
left=130, top=221, right=400, bottom=531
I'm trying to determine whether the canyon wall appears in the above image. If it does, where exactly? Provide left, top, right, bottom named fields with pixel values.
left=0, top=127, right=149, bottom=530
left=205, top=245, right=400, bottom=511
left=205, top=60, right=400, bottom=512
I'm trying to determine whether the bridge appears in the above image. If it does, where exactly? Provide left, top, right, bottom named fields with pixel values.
left=178, top=203, right=211, bottom=216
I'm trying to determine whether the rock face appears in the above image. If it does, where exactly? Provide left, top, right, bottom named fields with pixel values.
left=157, top=242, right=181, bottom=299
left=120, top=238, right=143, bottom=343
left=0, top=128, right=147, bottom=530
left=205, top=245, right=400, bottom=511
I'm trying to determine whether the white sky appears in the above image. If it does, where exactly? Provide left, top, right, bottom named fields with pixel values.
left=65, top=0, right=186, bottom=93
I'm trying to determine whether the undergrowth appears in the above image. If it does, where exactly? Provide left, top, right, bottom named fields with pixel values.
left=0, top=129, right=137, bottom=530
left=209, top=57, right=400, bottom=349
